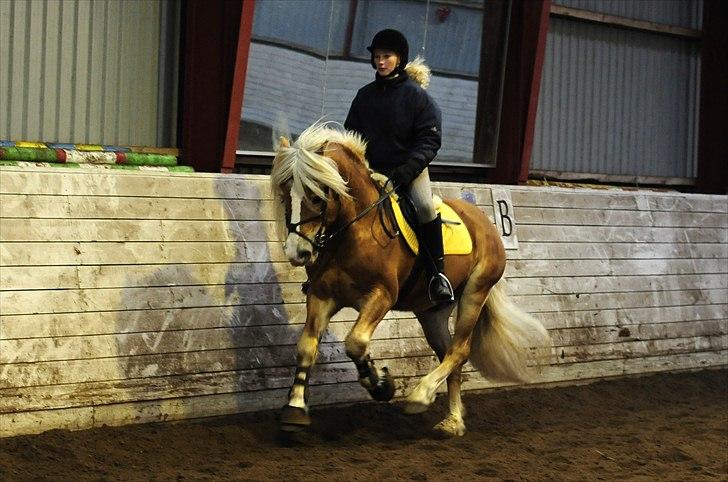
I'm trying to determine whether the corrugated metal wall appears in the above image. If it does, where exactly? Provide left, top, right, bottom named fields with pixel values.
left=555, top=0, right=703, bottom=29
left=0, top=0, right=180, bottom=147
left=531, top=2, right=702, bottom=181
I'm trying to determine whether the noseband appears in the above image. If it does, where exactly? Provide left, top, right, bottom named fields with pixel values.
left=286, top=209, right=329, bottom=251
left=286, top=185, right=397, bottom=253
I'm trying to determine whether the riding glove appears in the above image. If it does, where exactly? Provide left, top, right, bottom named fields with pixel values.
left=390, top=161, right=421, bottom=188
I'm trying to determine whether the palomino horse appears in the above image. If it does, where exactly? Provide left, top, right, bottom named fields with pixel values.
left=270, top=122, right=551, bottom=436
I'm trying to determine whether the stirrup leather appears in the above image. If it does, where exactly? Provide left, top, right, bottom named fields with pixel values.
left=428, top=272, right=455, bottom=303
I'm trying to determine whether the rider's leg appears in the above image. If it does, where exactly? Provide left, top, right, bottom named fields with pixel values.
left=407, top=169, right=454, bottom=303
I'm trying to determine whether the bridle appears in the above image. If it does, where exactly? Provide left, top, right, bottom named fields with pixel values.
left=286, top=183, right=398, bottom=252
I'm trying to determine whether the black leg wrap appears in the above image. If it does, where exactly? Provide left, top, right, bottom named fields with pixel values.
left=280, top=366, right=312, bottom=432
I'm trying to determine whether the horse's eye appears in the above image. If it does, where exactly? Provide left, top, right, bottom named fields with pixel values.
left=305, top=197, right=323, bottom=209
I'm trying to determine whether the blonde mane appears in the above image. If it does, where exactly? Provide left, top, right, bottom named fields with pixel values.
left=270, top=122, right=369, bottom=237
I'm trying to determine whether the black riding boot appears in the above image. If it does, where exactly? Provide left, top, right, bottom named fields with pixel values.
left=421, top=214, right=455, bottom=304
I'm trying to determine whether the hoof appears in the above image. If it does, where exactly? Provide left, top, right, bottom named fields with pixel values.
left=434, top=418, right=466, bottom=437
left=403, top=400, right=430, bottom=415
left=280, top=405, right=310, bottom=432
left=404, top=386, right=436, bottom=414
left=368, top=367, right=395, bottom=402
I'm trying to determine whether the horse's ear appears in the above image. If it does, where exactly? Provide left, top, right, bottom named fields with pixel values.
left=273, top=137, right=290, bottom=168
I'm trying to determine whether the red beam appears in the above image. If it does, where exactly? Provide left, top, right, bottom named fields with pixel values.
left=222, top=0, right=256, bottom=173
left=486, top=0, right=551, bottom=185
left=519, top=0, right=551, bottom=183
left=180, top=0, right=248, bottom=172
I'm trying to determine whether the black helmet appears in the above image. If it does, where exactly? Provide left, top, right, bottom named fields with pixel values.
left=367, top=29, right=409, bottom=73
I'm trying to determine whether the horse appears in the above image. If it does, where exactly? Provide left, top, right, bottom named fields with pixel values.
left=270, top=122, right=551, bottom=437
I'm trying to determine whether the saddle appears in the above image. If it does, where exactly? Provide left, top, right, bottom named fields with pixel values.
left=389, top=193, right=473, bottom=256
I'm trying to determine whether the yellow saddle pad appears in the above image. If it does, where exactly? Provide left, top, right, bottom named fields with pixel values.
left=390, top=195, right=473, bottom=255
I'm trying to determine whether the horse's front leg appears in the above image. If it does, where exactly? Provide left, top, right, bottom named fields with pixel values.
left=280, top=295, right=338, bottom=432
left=345, top=287, right=396, bottom=402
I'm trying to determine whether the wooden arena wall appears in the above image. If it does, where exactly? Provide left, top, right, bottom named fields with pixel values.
left=1, top=168, right=726, bottom=437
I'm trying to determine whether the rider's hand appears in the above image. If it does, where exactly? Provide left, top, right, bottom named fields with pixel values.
left=390, top=162, right=420, bottom=189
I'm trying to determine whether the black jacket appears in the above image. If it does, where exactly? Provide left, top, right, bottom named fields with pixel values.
left=344, top=72, right=442, bottom=175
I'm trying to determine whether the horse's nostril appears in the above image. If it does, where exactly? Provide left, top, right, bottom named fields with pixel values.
left=298, top=250, right=311, bottom=262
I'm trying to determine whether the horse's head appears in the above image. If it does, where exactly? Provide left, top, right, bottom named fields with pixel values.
left=271, top=124, right=364, bottom=266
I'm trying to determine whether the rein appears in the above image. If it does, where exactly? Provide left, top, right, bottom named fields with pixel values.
left=288, top=184, right=399, bottom=252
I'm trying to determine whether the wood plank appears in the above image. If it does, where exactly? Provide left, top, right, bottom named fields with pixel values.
left=2, top=355, right=450, bottom=414
left=0, top=282, right=307, bottom=316
left=0, top=241, right=288, bottom=266
left=4, top=315, right=724, bottom=389
left=8, top=312, right=721, bottom=368
left=0, top=380, right=368, bottom=438
left=4, top=262, right=724, bottom=297
left=551, top=320, right=726, bottom=347
left=507, top=242, right=728, bottom=260
left=556, top=335, right=727, bottom=364
left=4, top=300, right=724, bottom=341
left=7, top=240, right=719, bottom=268
left=0, top=194, right=277, bottom=221
left=4, top=313, right=722, bottom=378
left=511, top=188, right=726, bottom=213
left=0, top=168, right=272, bottom=199
left=2, top=168, right=723, bottom=211
left=507, top=273, right=727, bottom=296
left=0, top=336, right=437, bottom=390
left=0, top=362, right=356, bottom=414
left=506, top=258, right=725, bottom=278
left=3, top=337, right=725, bottom=415
left=460, top=350, right=728, bottom=393
left=517, top=224, right=725, bottom=243
left=516, top=206, right=727, bottom=228
left=648, top=195, right=728, bottom=214
left=0, top=304, right=420, bottom=339
left=0, top=218, right=279, bottom=242
left=0, top=262, right=307, bottom=290
left=512, top=288, right=727, bottom=313
left=512, top=189, right=643, bottom=210
left=0, top=168, right=493, bottom=205
left=2, top=280, right=724, bottom=318
left=0, top=327, right=434, bottom=364
left=535, top=304, right=728, bottom=330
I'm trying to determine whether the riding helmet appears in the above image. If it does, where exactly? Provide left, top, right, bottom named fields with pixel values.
left=367, top=29, right=409, bottom=73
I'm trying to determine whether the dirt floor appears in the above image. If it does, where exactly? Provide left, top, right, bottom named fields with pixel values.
left=1, top=369, right=726, bottom=481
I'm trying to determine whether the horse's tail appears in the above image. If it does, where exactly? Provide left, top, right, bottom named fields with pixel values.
left=469, top=279, right=552, bottom=384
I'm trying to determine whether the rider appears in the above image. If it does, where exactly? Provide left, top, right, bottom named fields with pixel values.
left=344, top=28, right=454, bottom=304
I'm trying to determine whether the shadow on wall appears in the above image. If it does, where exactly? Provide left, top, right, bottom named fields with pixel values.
left=111, top=176, right=305, bottom=421
left=217, top=175, right=305, bottom=413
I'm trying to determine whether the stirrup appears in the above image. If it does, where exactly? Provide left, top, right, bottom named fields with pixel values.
left=428, top=273, right=455, bottom=303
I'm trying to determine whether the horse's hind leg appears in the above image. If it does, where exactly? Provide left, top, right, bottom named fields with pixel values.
left=417, top=304, right=466, bottom=436
left=405, top=274, right=493, bottom=426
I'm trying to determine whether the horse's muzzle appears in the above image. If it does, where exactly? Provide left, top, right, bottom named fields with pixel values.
left=290, top=250, right=311, bottom=266
left=284, top=236, right=315, bottom=266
